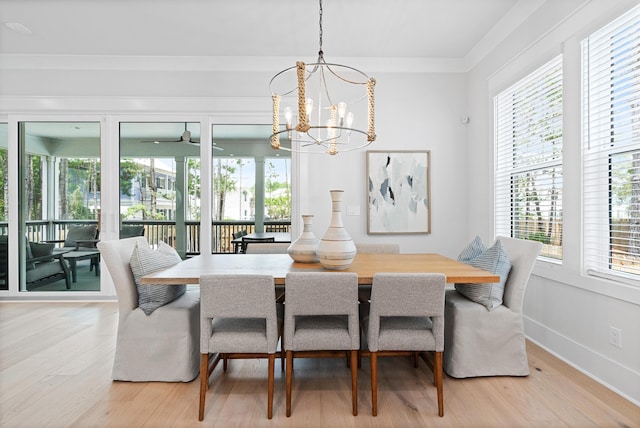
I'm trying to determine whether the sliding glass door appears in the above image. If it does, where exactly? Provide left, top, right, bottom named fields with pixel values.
left=119, top=122, right=201, bottom=258
left=18, top=121, right=101, bottom=292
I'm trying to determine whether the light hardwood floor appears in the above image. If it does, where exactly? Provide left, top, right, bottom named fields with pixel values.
left=1, top=302, right=638, bottom=427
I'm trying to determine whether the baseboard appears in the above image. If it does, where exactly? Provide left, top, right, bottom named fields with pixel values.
left=524, top=316, right=640, bottom=406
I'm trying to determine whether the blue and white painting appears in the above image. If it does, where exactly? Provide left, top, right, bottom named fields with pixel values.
left=367, top=151, right=430, bottom=234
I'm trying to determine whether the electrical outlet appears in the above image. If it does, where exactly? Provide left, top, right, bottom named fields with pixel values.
left=609, top=326, right=622, bottom=348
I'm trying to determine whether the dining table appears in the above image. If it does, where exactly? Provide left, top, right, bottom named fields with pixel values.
left=140, top=253, right=500, bottom=286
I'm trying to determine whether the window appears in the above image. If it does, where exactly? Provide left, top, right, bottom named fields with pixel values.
left=495, top=55, right=563, bottom=259
left=583, top=5, right=640, bottom=282
left=264, top=157, right=291, bottom=221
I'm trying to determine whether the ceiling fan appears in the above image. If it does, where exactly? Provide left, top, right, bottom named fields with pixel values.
left=142, top=125, right=223, bottom=150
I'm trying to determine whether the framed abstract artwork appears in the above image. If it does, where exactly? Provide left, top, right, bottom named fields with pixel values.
left=366, top=150, right=430, bottom=234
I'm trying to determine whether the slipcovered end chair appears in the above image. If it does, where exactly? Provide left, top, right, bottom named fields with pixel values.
left=97, top=237, right=200, bottom=382
left=444, top=236, right=542, bottom=378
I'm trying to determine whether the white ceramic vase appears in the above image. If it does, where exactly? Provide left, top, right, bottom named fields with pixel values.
left=287, top=215, right=320, bottom=262
left=317, top=190, right=357, bottom=270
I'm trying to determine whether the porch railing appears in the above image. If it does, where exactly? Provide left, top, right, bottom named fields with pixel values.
left=3, top=219, right=291, bottom=255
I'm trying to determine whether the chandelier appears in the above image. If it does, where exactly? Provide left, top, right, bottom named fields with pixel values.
left=269, top=0, right=376, bottom=155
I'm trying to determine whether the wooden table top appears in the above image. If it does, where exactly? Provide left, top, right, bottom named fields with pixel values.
left=140, top=253, right=500, bottom=285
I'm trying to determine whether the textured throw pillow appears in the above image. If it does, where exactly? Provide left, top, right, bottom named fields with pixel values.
left=65, top=224, right=98, bottom=247
left=457, top=235, right=487, bottom=264
left=129, top=241, right=186, bottom=315
left=455, top=239, right=511, bottom=311
left=29, top=242, right=55, bottom=261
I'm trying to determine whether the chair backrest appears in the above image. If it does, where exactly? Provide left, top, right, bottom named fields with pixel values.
left=284, top=272, right=359, bottom=349
left=496, top=236, right=542, bottom=313
left=242, top=236, right=275, bottom=243
left=97, top=237, right=149, bottom=314
left=355, top=243, right=400, bottom=254
left=245, top=243, right=290, bottom=254
left=64, top=224, right=99, bottom=247
left=233, top=230, right=248, bottom=239
left=199, top=274, right=279, bottom=353
left=368, top=273, right=446, bottom=351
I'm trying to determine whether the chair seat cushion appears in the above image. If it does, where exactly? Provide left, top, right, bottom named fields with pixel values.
left=129, top=241, right=186, bottom=315
left=290, top=315, right=353, bottom=350
left=25, top=260, right=64, bottom=282
left=455, top=239, right=511, bottom=311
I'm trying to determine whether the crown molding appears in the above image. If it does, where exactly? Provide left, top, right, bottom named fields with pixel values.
left=0, top=54, right=468, bottom=74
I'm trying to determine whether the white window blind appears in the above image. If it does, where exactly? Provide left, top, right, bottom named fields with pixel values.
left=495, top=55, right=563, bottom=260
left=583, top=5, right=640, bottom=282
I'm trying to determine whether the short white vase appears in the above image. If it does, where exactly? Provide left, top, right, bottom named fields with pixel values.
left=317, top=190, right=357, bottom=270
left=287, top=214, right=320, bottom=262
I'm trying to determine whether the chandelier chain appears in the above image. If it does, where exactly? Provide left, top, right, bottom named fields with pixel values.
left=318, top=0, right=324, bottom=57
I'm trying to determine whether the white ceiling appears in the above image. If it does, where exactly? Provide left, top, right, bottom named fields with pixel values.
left=0, top=0, right=544, bottom=142
left=0, top=0, right=536, bottom=63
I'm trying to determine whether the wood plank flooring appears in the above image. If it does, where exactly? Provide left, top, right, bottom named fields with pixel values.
left=0, top=302, right=638, bottom=428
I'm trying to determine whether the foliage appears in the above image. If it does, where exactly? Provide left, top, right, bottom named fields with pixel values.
left=123, top=204, right=166, bottom=220
left=120, top=160, right=143, bottom=197
left=68, top=188, right=93, bottom=219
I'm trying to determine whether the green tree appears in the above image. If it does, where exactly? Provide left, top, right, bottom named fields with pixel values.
left=213, top=159, right=237, bottom=220
left=187, top=158, right=201, bottom=220
left=120, top=160, right=142, bottom=197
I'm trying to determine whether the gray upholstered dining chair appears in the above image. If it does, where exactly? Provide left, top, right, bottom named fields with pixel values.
left=443, top=236, right=542, bottom=378
left=355, top=243, right=400, bottom=254
left=283, top=272, right=360, bottom=417
left=97, top=237, right=200, bottom=382
left=355, top=242, right=400, bottom=302
left=361, top=272, right=446, bottom=417
left=244, top=242, right=290, bottom=254
left=198, top=274, right=283, bottom=421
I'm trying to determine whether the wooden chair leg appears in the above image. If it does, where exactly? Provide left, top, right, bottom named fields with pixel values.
left=413, top=351, right=419, bottom=368
left=351, top=350, right=358, bottom=416
left=268, top=354, right=275, bottom=419
left=223, top=354, right=228, bottom=372
left=435, top=351, right=444, bottom=417
left=286, top=350, right=293, bottom=417
left=199, top=353, right=209, bottom=421
left=371, top=351, right=378, bottom=416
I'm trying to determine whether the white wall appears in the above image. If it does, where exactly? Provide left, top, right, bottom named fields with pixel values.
left=301, top=72, right=468, bottom=257
left=467, top=0, right=640, bottom=405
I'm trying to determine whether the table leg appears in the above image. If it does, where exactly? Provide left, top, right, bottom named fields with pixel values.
left=68, top=259, right=77, bottom=283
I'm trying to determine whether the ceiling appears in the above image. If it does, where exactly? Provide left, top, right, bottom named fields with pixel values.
left=0, top=0, right=543, bottom=143
left=0, top=0, right=534, bottom=62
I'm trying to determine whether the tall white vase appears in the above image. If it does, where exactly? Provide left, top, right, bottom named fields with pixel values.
left=287, top=215, right=319, bottom=262
left=317, top=190, right=357, bottom=270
